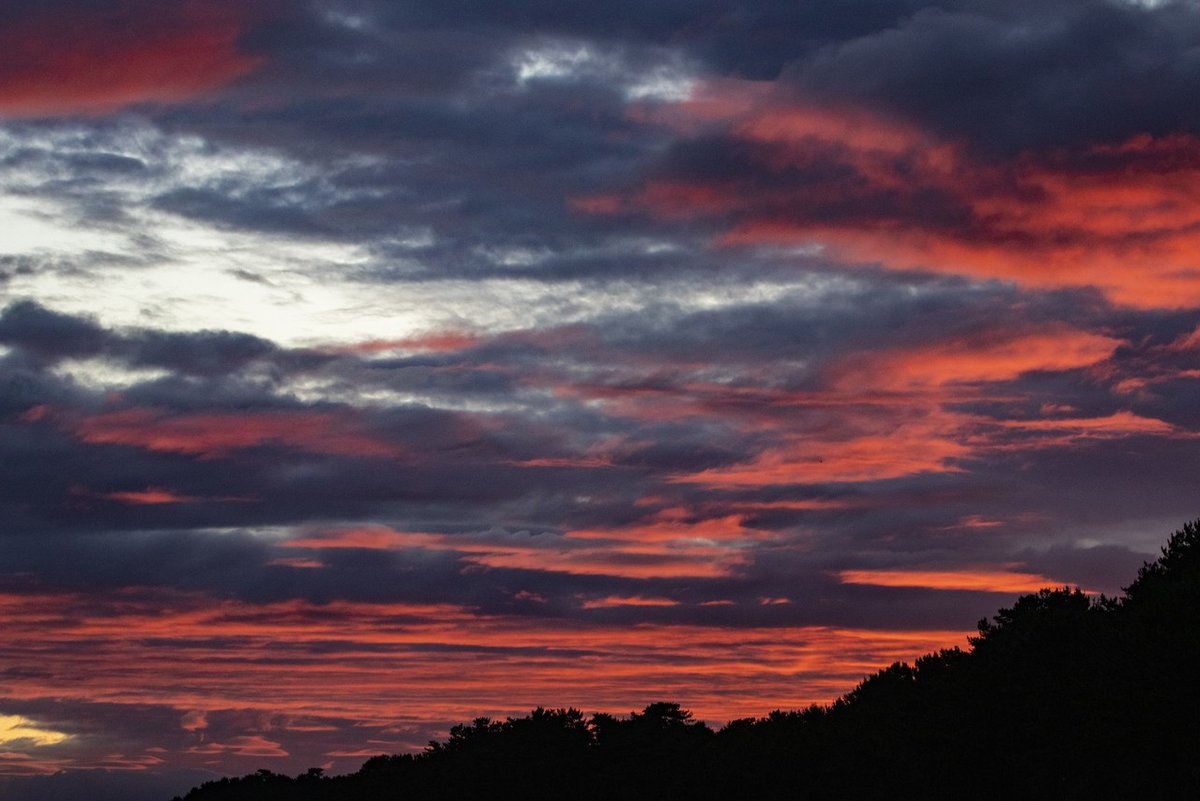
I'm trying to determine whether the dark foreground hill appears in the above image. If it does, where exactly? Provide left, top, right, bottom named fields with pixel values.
left=173, top=521, right=1200, bottom=801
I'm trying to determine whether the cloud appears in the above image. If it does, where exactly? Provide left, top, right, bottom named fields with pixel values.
left=837, top=568, right=1072, bottom=594
left=180, top=711, right=208, bottom=732
left=784, top=0, right=1200, bottom=155
left=591, top=89, right=1200, bottom=307
left=93, top=487, right=202, bottom=506
left=0, top=586, right=974, bottom=769
left=0, top=301, right=105, bottom=359
left=69, top=407, right=404, bottom=459
left=0, top=715, right=68, bottom=748
left=830, top=327, right=1120, bottom=390
left=0, top=1, right=262, bottom=116
left=4, top=0, right=1200, bottom=780
left=188, top=736, right=288, bottom=759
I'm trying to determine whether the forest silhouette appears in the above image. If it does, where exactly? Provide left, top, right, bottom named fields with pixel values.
left=172, top=521, right=1200, bottom=800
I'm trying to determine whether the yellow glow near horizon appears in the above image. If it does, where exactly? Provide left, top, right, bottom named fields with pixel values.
left=0, top=715, right=69, bottom=747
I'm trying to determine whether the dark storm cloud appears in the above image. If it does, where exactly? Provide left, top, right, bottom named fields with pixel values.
left=0, top=300, right=105, bottom=358
left=1017, top=542, right=1155, bottom=595
left=973, top=436, right=1200, bottom=529
left=786, top=0, right=1200, bottom=154
left=0, top=515, right=1031, bottom=631
left=153, top=186, right=334, bottom=238
left=128, top=86, right=667, bottom=280
left=596, top=278, right=1104, bottom=367
left=123, top=329, right=313, bottom=377
left=13, top=0, right=1192, bottom=300
left=2, top=285, right=1176, bottom=622
left=330, top=0, right=940, bottom=79
left=184, top=0, right=1200, bottom=162
left=8, top=0, right=1200, bottom=279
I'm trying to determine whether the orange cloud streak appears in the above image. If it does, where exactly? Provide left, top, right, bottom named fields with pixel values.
left=282, top=525, right=751, bottom=580
left=566, top=507, right=761, bottom=543
left=1000, top=410, right=1176, bottom=436
left=100, top=487, right=200, bottom=505
left=0, top=589, right=969, bottom=773
left=72, top=407, right=402, bottom=458
left=599, top=82, right=1200, bottom=308
left=838, top=568, right=1068, bottom=594
left=723, top=127, right=1200, bottom=307
left=674, top=409, right=974, bottom=487
left=580, top=595, right=680, bottom=609
left=834, top=328, right=1120, bottom=391
left=284, top=527, right=428, bottom=550
left=339, top=331, right=485, bottom=354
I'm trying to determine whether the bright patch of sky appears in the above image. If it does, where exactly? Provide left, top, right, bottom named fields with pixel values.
left=0, top=196, right=117, bottom=256
left=49, top=358, right=173, bottom=392
left=513, top=40, right=696, bottom=101
left=0, top=715, right=69, bottom=748
left=2, top=121, right=848, bottom=350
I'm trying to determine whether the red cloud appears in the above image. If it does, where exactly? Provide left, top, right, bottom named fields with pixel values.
left=565, top=506, right=760, bottom=543
left=101, top=487, right=198, bottom=505
left=598, top=83, right=1200, bottom=308
left=0, top=0, right=262, bottom=116
left=838, top=568, right=1072, bottom=594
left=831, top=328, right=1120, bottom=391
left=69, top=484, right=253, bottom=506
left=73, top=407, right=402, bottom=458
left=283, top=527, right=434, bottom=550
left=673, top=410, right=974, bottom=487
left=339, top=331, right=485, bottom=355
left=0, top=588, right=969, bottom=766
left=283, top=524, right=750, bottom=580
left=187, top=735, right=288, bottom=759
left=580, top=595, right=680, bottom=609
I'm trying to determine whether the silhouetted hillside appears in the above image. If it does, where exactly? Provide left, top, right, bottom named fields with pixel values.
left=173, top=521, right=1200, bottom=801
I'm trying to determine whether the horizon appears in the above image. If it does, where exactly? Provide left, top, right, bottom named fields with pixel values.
left=4, top=1, right=1200, bottom=798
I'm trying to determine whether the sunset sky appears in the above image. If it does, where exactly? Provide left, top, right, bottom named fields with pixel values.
left=4, top=0, right=1200, bottom=797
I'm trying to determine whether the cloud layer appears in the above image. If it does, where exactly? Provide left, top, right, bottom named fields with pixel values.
left=3, top=0, right=1200, bottom=794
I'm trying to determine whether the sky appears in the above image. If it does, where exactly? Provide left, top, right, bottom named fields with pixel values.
left=3, top=0, right=1200, bottom=796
